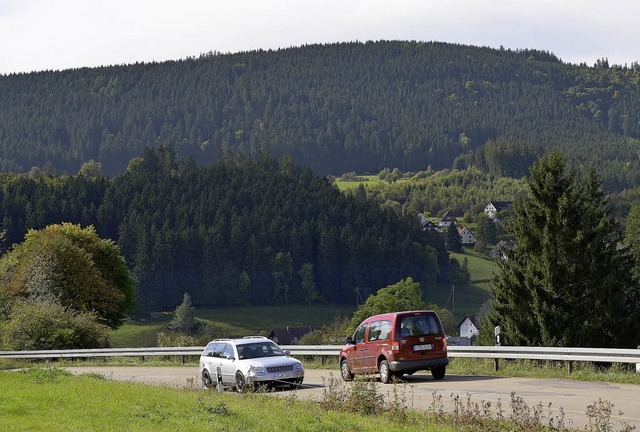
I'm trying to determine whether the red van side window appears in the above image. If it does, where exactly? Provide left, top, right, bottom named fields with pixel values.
left=367, top=320, right=391, bottom=341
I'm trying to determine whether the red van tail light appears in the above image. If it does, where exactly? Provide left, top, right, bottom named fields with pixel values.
left=391, top=341, right=400, bottom=351
left=443, top=337, right=447, bottom=351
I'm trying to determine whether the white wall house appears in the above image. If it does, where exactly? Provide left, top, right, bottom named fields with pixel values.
left=457, top=226, right=476, bottom=246
left=458, top=314, right=480, bottom=338
left=484, top=201, right=512, bottom=219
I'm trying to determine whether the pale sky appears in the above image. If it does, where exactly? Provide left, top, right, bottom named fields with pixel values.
left=1, top=0, right=639, bottom=75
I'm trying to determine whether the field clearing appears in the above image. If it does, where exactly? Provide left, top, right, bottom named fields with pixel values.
left=334, top=174, right=412, bottom=191
left=428, top=248, right=494, bottom=319
left=110, top=305, right=355, bottom=348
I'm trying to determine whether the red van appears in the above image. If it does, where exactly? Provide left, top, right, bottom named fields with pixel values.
left=339, top=310, right=448, bottom=383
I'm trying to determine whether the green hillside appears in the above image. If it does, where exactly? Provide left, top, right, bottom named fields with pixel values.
left=1, top=41, right=640, bottom=190
left=110, top=305, right=355, bottom=347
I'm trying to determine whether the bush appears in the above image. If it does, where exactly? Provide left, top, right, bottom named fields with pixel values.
left=299, top=316, right=351, bottom=345
left=1, top=300, right=110, bottom=350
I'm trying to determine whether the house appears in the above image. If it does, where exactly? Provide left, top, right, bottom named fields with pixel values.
left=417, top=213, right=439, bottom=231
left=439, top=210, right=457, bottom=228
left=490, top=240, right=515, bottom=259
left=457, top=226, right=476, bottom=246
left=484, top=201, right=512, bottom=219
left=268, top=326, right=319, bottom=345
left=458, top=314, right=480, bottom=339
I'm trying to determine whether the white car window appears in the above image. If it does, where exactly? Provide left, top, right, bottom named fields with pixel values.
left=212, top=343, right=226, bottom=358
left=203, top=342, right=216, bottom=356
left=222, top=343, right=234, bottom=359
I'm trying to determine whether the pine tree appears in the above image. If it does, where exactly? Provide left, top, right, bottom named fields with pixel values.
left=625, top=203, right=640, bottom=279
left=485, top=150, right=640, bottom=348
left=172, top=292, right=194, bottom=334
left=446, top=223, right=462, bottom=252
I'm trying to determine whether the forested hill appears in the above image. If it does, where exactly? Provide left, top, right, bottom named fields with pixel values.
left=0, top=148, right=448, bottom=314
left=2, top=41, right=640, bottom=190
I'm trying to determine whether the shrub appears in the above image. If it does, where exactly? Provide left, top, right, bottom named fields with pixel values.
left=1, top=300, right=110, bottom=350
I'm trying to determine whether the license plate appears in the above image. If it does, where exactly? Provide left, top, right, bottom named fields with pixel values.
left=413, top=344, right=432, bottom=351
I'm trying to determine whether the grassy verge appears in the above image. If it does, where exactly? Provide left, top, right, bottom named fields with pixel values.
left=448, top=357, right=640, bottom=385
left=0, top=368, right=455, bottom=432
left=3, top=367, right=635, bottom=432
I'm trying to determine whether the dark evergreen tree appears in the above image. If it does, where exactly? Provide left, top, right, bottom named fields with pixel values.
left=476, top=214, right=498, bottom=245
left=446, top=223, right=462, bottom=252
left=484, top=150, right=640, bottom=348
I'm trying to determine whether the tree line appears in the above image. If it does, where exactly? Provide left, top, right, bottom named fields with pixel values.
left=0, top=148, right=454, bottom=315
left=2, top=41, right=640, bottom=190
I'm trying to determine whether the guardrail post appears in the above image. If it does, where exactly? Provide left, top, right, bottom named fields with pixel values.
left=567, top=361, right=573, bottom=374
left=493, top=358, right=499, bottom=372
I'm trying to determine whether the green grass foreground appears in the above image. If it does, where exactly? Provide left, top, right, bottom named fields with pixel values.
left=0, top=368, right=454, bottom=432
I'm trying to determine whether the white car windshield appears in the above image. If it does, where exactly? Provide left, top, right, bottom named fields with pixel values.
left=238, top=342, right=285, bottom=359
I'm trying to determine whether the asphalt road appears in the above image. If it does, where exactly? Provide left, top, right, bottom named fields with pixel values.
left=66, top=367, right=640, bottom=430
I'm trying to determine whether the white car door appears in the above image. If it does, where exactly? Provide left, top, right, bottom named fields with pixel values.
left=219, top=343, right=237, bottom=385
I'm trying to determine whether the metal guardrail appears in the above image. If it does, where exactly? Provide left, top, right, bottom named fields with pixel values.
left=1, top=345, right=639, bottom=364
left=447, top=346, right=640, bottom=364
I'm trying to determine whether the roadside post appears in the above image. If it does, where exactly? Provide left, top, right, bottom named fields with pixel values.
left=216, top=366, right=224, bottom=392
left=494, top=326, right=501, bottom=371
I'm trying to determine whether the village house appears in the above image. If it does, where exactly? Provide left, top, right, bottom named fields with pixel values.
left=490, top=239, right=516, bottom=259
left=484, top=201, right=512, bottom=219
left=268, top=326, right=318, bottom=345
left=438, top=210, right=457, bottom=228
left=417, top=213, right=439, bottom=231
left=457, top=226, right=476, bottom=246
left=458, top=314, right=480, bottom=339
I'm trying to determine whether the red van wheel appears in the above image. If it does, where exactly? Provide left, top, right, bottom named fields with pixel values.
left=431, top=366, right=446, bottom=380
left=379, top=360, right=392, bottom=384
left=340, top=359, right=354, bottom=381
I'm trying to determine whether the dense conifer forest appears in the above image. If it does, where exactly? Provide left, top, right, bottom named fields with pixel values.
left=4, top=40, right=640, bottom=314
left=0, top=148, right=451, bottom=314
left=2, top=41, right=640, bottom=190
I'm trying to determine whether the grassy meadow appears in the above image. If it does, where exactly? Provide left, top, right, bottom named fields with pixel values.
left=428, top=247, right=494, bottom=318
left=110, top=248, right=498, bottom=347
left=0, top=368, right=464, bottom=432
left=110, top=305, right=355, bottom=348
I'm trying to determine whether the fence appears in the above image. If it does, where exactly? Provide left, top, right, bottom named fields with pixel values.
left=1, top=345, right=639, bottom=367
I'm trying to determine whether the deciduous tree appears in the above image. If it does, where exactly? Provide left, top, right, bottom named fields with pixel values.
left=0, top=223, right=135, bottom=328
left=350, top=277, right=425, bottom=330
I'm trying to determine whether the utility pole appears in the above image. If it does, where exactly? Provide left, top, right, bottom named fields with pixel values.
left=452, top=284, right=455, bottom=313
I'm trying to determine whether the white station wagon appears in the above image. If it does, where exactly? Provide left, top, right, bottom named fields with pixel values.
left=199, top=336, right=304, bottom=392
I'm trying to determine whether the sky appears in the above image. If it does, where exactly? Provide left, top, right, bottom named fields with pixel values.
left=1, top=0, right=639, bottom=75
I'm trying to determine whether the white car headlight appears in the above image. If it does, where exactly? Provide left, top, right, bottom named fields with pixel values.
left=293, top=363, right=303, bottom=371
left=249, top=365, right=267, bottom=374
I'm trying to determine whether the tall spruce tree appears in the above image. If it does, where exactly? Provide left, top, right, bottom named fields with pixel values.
left=484, top=150, right=640, bottom=348
left=446, top=223, right=462, bottom=252
left=625, top=203, right=640, bottom=279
